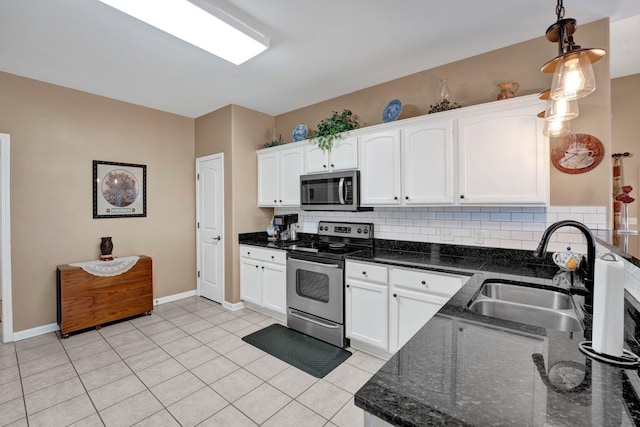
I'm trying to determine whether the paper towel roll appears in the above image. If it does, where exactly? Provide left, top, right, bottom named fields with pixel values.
left=592, top=253, right=625, bottom=356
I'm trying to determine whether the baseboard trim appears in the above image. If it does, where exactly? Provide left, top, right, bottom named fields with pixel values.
left=154, top=290, right=197, bottom=306
left=223, top=300, right=245, bottom=311
left=13, top=322, right=60, bottom=342
left=10, top=290, right=198, bottom=342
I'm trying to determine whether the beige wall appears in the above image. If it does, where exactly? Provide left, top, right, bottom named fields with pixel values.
left=0, top=72, right=195, bottom=331
left=275, top=19, right=612, bottom=209
left=230, top=106, right=274, bottom=302
left=612, top=73, right=640, bottom=223
left=194, top=105, right=273, bottom=304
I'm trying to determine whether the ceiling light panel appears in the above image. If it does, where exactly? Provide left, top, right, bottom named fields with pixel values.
left=98, top=0, right=269, bottom=65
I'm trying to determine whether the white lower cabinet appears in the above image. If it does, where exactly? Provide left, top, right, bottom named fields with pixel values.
left=388, top=267, right=464, bottom=353
left=239, top=245, right=287, bottom=321
left=345, top=260, right=467, bottom=357
left=388, top=288, right=448, bottom=354
left=345, top=260, right=389, bottom=350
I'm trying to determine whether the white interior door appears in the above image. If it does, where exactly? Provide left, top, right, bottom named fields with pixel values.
left=196, top=154, right=224, bottom=303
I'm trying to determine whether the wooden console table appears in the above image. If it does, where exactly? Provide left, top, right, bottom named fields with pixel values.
left=57, top=255, right=153, bottom=337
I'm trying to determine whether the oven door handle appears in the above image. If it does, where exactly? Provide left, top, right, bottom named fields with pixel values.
left=338, top=177, right=345, bottom=205
left=290, top=258, right=341, bottom=269
left=288, top=309, right=340, bottom=329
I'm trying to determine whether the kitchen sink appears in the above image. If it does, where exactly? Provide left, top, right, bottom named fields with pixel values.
left=479, top=282, right=573, bottom=310
left=468, top=280, right=583, bottom=332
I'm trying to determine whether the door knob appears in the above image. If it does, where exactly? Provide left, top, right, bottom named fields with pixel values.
left=212, top=236, right=221, bottom=241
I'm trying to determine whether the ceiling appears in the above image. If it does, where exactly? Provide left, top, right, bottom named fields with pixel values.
left=1, top=0, right=639, bottom=119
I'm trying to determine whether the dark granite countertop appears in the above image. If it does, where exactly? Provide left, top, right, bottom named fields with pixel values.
left=596, top=230, right=640, bottom=269
left=351, top=248, right=640, bottom=426
left=238, top=232, right=640, bottom=425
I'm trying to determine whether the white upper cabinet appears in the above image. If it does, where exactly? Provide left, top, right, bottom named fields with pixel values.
left=456, top=97, right=548, bottom=205
left=359, top=129, right=402, bottom=205
left=257, top=144, right=304, bottom=207
left=258, top=95, right=547, bottom=208
left=402, top=119, right=454, bottom=205
left=304, top=136, right=358, bottom=173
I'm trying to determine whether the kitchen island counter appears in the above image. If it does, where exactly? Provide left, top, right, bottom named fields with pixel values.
left=350, top=246, right=640, bottom=426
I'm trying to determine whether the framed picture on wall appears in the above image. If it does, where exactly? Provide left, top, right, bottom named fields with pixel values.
left=93, top=160, right=146, bottom=218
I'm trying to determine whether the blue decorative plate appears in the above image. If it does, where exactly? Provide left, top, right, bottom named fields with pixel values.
left=382, top=99, right=402, bottom=122
left=292, top=124, right=308, bottom=142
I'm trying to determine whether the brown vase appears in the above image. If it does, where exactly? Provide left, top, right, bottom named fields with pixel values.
left=100, top=237, right=114, bottom=261
left=497, top=82, right=520, bottom=100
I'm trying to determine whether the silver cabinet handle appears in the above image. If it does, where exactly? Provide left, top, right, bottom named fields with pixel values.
left=288, top=309, right=339, bottom=329
left=291, top=258, right=340, bottom=269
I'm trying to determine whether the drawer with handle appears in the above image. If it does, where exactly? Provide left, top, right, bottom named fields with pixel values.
left=346, top=260, right=388, bottom=284
left=239, top=245, right=286, bottom=264
left=390, top=267, right=464, bottom=297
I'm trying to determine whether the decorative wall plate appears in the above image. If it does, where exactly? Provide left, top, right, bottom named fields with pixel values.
left=292, top=124, right=308, bottom=142
left=551, top=133, right=604, bottom=174
left=382, top=99, right=402, bottom=122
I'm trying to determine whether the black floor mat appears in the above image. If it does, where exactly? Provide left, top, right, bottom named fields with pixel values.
left=242, top=324, right=351, bottom=378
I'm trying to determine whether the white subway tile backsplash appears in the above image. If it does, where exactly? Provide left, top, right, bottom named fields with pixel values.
left=511, top=213, right=534, bottom=222
left=278, top=205, right=608, bottom=259
left=491, top=213, right=512, bottom=221
left=480, top=221, right=502, bottom=230
left=471, top=212, right=492, bottom=221
left=500, top=222, right=522, bottom=231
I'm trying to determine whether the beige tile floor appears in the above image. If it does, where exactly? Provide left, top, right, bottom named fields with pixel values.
left=0, top=296, right=385, bottom=426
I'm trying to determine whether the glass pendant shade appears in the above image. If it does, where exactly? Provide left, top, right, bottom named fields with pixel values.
left=543, top=117, right=571, bottom=137
left=550, top=51, right=596, bottom=101
left=544, top=98, right=579, bottom=122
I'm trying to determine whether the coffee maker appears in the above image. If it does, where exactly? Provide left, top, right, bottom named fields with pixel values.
left=273, top=214, right=298, bottom=243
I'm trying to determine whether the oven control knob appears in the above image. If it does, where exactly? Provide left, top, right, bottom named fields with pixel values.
left=363, top=228, right=368, bottom=234
left=357, top=228, right=362, bottom=234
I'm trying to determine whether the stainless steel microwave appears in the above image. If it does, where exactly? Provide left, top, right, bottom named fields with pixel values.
left=300, top=170, right=371, bottom=211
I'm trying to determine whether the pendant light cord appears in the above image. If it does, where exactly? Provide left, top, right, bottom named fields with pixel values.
left=556, top=0, right=565, bottom=21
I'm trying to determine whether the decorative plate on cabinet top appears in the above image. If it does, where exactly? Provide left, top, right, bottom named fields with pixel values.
left=292, top=124, right=308, bottom=142
left=382, top=99, right=402, bottom=122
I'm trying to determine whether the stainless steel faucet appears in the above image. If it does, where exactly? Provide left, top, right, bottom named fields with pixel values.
left=533, top=220, right=596, bottom=292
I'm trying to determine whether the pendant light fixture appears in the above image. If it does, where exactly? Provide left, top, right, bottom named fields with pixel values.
left=540, top=89, right=579, bottom=122
left=538, top=90, right=574, bottom=137
left=540, top=0, right=605, bottom=101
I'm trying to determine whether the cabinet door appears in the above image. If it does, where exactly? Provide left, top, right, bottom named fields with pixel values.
left=359, top=129, right=402, bottom=206
left=257, top=152, right=279, bottom=206
left=330, top=136, right=358, bottom=171
left=279, top=146, right=304, bottom=206
left=304, top=143, right=329, bottom=173
left=457, top=103, right=547, bottom=204
left=402, top=120, right=454, bottom=205
left=240, top=258, right=261, bottom=306
left=261, top=261, right=287, bottom=314
left=345, top=279, right=388, bottom=350
left=389, top=288, right=448, bottom=353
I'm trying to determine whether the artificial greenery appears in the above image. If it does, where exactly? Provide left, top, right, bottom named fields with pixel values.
left=313, top=109, right=359, bottom=150
left=263, top=133, right=282, bottom=148
left=428, top=100, right=461, bottom=114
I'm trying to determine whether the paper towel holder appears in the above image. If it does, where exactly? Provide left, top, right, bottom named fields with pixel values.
left=578, top=252, right=640, bottom=367
left=578, top=341, right=640, bottom=368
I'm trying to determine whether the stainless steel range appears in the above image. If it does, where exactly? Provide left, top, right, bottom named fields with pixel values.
left=286, top=221, right=374, bottom=347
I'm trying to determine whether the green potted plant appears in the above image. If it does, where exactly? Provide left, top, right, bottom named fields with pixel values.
left=313, top=109, right=359, bottom=150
